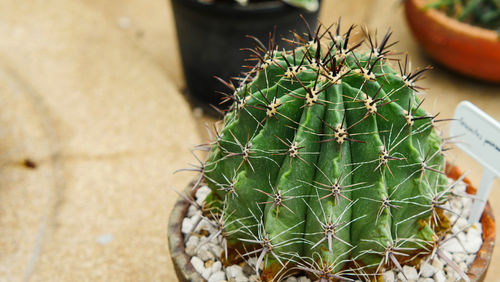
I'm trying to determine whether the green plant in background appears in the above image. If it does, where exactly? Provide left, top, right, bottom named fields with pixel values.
left=195, top=22, right=456, bottom=280
left=427, top=0, right=500, bottom=35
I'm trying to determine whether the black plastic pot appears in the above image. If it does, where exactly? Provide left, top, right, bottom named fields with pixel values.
left=170, top=0, right=320, bottom=109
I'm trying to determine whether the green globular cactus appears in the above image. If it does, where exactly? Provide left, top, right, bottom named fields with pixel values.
left=199, top=22, right=450, bottom=280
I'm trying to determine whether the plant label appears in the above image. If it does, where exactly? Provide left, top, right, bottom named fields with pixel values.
left=450, top=101, right=500, bottom=223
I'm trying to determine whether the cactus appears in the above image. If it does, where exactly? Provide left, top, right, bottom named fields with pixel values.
left=194, top=22, right=452, bottom=280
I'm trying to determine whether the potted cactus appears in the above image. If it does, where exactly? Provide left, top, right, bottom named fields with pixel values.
left=169, top=22, right=495, bottom=281
left=405, top=0, right=500, bottom=82
left=170, top=0, right=321, bottom=109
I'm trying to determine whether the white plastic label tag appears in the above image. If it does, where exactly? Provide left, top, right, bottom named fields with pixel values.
left=450, top=101, right=500, bottom=223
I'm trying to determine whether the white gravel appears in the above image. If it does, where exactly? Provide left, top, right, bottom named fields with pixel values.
left=419, top=262, right=436, bottom=278
left=398, top=265, right=418, bottom=281
left=182, top=179, right=483, bottom=281
left=383, top=270, right=396, bottom=282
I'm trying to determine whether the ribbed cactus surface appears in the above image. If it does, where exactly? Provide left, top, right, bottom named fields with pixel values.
left=201, top=24, right=449, bottom=280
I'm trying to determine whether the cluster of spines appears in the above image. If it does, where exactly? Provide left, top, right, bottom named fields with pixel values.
left=177, top=20, right=468, bottom=281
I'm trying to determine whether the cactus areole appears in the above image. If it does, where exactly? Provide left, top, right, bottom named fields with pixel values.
left=198, top=22, right=450, bottom=280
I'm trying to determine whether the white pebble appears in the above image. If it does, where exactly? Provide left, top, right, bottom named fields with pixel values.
left=185, top=236, right=199, bottom=256
left=226, top=265, right=244, bottom=279
left=187, top=205, right=199, bottom=217
left=464, top=232, right=482, bottom=253
left=285, top=277, right=298, bottom=282
left=452, top=252, right=467, bottom=264
left=210, top=243, right=223, bottom=257
left=456, top=232, right=467, bottom=245
left=454, top=182, right=466, bottom=194
left=451, top=224, right=461, bottom=235
left=418, top=278, right=434, bottom=282
left=212, top=261, right=222, bottom=272
left=462, top=196, right=473, bottom=209
left=420, top=262, right=436, bottom=278
left=448, top=214, right=458, bottom=223
left=196, top=218, right=213, bottom=233
left=432, top=257, right=444, bottom=271
left=196, top=186, right=211, bottom=205
left=202, top=267, right=213, bottom=280
left=450, top=199, right=462, bottom=211
left=247, top=257, right=256, bottom=265
left=468, top=222, right=483, bottom=236
left=247, top=257, right=261, bottom=270
left=403, top=265, right=418, bottom=281
left=441, top=238, right=464, bottom=253
left=459, top=261, right=468, bottom=271
left=455, top=217, right=468, bottom=230
left=465, top=254, right=476, bottom=265
left=382, top=270, right=395, bottom=282
left=433, top=271, right=446, bottom=282
left=235, top=276, right=249, bottom=282
left=181, top=217, right=193, bottom=234
left=208, top=270, right=226, bottom=282
left=396, top=271, right=405, bottom=281
left=444, top=267, right=457, bottom=282
left=462, top=204, right=472, bottom=216
left=249, top=275, right=259, bottom=282
left=197, top=244, right=215, bottom=261
left=191, top=256, right=205, bottom=274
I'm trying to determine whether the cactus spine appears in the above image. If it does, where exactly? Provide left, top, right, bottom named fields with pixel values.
left=198, top=22, right=450, bottom=280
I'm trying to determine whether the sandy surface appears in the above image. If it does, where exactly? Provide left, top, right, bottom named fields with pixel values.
left=0, top=0, right=199, bottom=281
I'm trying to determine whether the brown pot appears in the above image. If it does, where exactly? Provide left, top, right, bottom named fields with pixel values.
left=168, top=165, right=495, bottom=281
left=404, top=0, right=500, bottom=82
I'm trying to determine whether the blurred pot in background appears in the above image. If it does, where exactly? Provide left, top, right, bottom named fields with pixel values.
left=170, top=0, right=320, bottom=110
left=405, top=0, right=500, bottom=82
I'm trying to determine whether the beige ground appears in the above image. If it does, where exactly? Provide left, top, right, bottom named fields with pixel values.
left=0, top=0, right=499, bottom=281
left=0, top=0, right=199, bottom=281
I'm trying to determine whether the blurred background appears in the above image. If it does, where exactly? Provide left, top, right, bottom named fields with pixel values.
left=0, top=0, right=499, bottom=281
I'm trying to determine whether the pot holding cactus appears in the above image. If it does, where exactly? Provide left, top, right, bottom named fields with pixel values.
left=168, top=22, right=495, bottom=281
left=404, top=0, right=500, bottom=82
left=169, top=0, right=321, bottom=109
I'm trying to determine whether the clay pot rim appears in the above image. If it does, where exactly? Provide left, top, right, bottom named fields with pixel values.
left=168, top=165, right=496, bottom=281
left=409, top=0, right=499, bottom=43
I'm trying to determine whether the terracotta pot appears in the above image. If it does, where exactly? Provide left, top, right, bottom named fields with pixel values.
left=168, top=165, right=495, bottom=281
left=404, top=0, right=500, bottom=82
